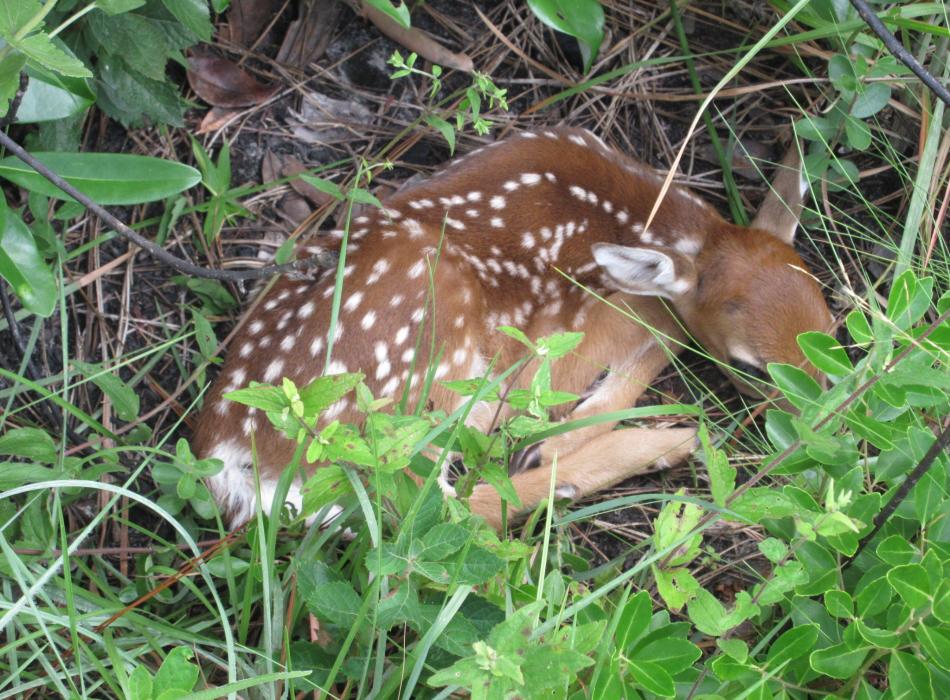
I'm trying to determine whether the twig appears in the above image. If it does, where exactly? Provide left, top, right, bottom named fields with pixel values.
left=0, top=130, right=337, bottom=281
left=0, top=73, right=28, bottom=128
left=849, top=0, right=950, bottom=108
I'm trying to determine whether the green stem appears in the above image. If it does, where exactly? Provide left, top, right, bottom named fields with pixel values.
left=49, top=3, right=98, bottom=39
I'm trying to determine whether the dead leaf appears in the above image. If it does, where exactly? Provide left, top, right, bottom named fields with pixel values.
left=196, top=106, right=241, bottom=133
left=187, top=56, right=277, bottom=108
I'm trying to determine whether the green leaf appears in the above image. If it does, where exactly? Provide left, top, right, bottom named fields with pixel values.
left=767, top=362, right=822, bottom=409
left=0, top=54, right=27, bottom=118
left=916, top=625, right=950, bottom=671
left=526, top=0, right=604, bottom=73
left=887, top=563, right=931, bottom=609
left=795, top=115, right=836, bottom=142
left=758, top=538, right=787, bottom=563
left=418, top=523, right=470, bottom=560
left=96, top=55, right=185, bottom=127
left=298, top=174, right=344, bottom=201
left=887, top=270, right=932, bottom=331
left=97, top=0, right=147, bottom=14
left=798, top=331, right=853, bottom=377
left=889, top=650, right=935, bottom=700
left=766, top=624, right=819, bottom=668
left=153, top=647, right=199, bottom=695
left=844, top=114, right=872, bottom=150
left=851, top=83, right=891, bottom=118
left=497, top=325, right=533, bottom=349
left=627, top=658, right=674, bottom=697
left=652, top=566, right=699, bottom=612
left=846, top=309, right=872, bottom=345
left=536, top=331, right=584, bottom=359
left=699, top=423, right=734, bottom=507
left=930, top=580, right=950, bottom=623
left=0, top=427, right=57, bottom=463
left=223, top=382, right=285, bottom=411
left=127, top=665, right=153, bottom=700
left=876, top=535, right=916, bottom=566
left=0, top=152, right=200, bottom=205
left=824, top=590, right=853, bottom=618
left=687, top=589, right=727, bottom=637
left=161, top=0, right=212, bottom=41
left=300, top=465, right=351, bottom=516
left=73, top=361, right=140, bottom=421
left=14, top=35, right=92, bottom=78
left=615, top=590, right=651, bottom=651
left=365, top=0, right=411, bottom=29
left=717, top=638, right=748, bottom=663
left=809, top=642, right=869, bottom=679
left=0, top=462, right=64, bottom=489
left=15, top=74, right=92, bottom=123
left=636, top=638, right=701, bottom=674
left=300, top=372, right=363, bottom=416
left=306, top=581, right=362, bottom=627
left=0, top=199, right=56, bottom=316
left=0, top=1, right=42, bottom=35
left=426, top=115, right=456, bottom=155
left=854, top=619, right=899, bottom=649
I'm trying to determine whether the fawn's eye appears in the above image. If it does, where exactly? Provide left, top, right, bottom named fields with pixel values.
left=729, top=357, right=769, bottom=382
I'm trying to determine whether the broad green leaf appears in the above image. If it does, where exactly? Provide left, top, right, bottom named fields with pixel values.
left=300, top=465, right=351, bottom=516
left=875, top=535, right=920, bottom=566
left=418, top=523, right=470, bottom=560
left=767, top=362, right=822, bottom=409
left=153, top=647, right=198, bottom=695
left=889, top=650, right=934, bottom=700
left=14, top=35, right=92, bottom=78
left=844, top=114, right=872, bottom=150
left=855, top=569, right=893, bottom=617
left=824, top=590, right=853, bottom=619
left=98, top=0, right=147, bottom=14
left=0, top=427, right=57, bottom=463
left=854, top=619, right=899, bottom=649
left=0, top=200, right=56, bottom=316
left=846, top=309, right=872, bottom=345
left=766, top=624, right=819, bottom=668
left=497, top=325, right=533, bottom=348
left=426, top=115, right=456, bottom=155
left=161, top=0, right=213, bottom=41
left=887, top=270, right=932, bottom=331
left=916, top=625, right=950, bottom=671
left=15, top=74, right=92, bottom=123
left=809, top=642, right=869, bottom=679
left=932, top=580, right=950, bottom=623
left=851, top=83, right=891, bottom=118
left=0, top=462, right=64, bottom=489
left=536, top=331, right=584, bottom=359
left=306, top=581, right=362, bottom=627
left=653, top=566, right=699, bottom=612
left=758, top=538, right=787, bottom=563
left=224, top=382, right=286, bottom=411
left=717, top=638, right=748, bottom=663
left=798, top=331, right=853, bottom=377
left=699, top=422, right=734, bottom=507
left=527, top=0, right=604, bottom=73
left=0, top=1, right=42, bottom=35
left=0, top=152, right=201, bottom=204
left=887, top=564, right=931, bottom=609
left=0, top=54, right=27, bottom=118
left=73, top=361, right=140, bottom=421
left=300, top=372, right=363, bottom=415
left=636, top=638, right=701, bottom=674
left=795, top=115, right=836, bottom=142
left=127, top=666, right=153, bottom=700
left=298, top=174, right=344, bottom=201
left=615, top=590, right=651, bottom=651
left=628, top=658, right=674, bottom=697
left=687, top=589, right=727, bottom=637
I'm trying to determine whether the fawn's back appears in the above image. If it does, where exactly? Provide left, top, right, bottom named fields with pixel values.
left=193, top=127, right=832, bottom=526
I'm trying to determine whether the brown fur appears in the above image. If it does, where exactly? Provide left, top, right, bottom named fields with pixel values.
left=192, top=127, right=831, bottom=529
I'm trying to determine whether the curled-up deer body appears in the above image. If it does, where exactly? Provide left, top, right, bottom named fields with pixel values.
left=193, top=128, right=832, bottom=530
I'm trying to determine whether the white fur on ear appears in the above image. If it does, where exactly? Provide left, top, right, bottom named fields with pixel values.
left=591, top=243, right=692, bottom=298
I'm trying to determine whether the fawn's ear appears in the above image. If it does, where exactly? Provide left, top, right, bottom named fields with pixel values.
left=751, top=143, right=807, bottom=245
left=591, top=243, right=696, bottom=299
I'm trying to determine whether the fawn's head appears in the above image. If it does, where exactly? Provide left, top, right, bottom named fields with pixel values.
left=592, top=147, right=832, bottom=395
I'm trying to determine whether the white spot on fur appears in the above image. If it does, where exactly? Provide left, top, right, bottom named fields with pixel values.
left=490, top=195, right=506, bottom=210
left=343, top=292, right=364, bottom=312
left=361, top=310, right=377, bottom=330
left=264, top=359, right=284, bottom=382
